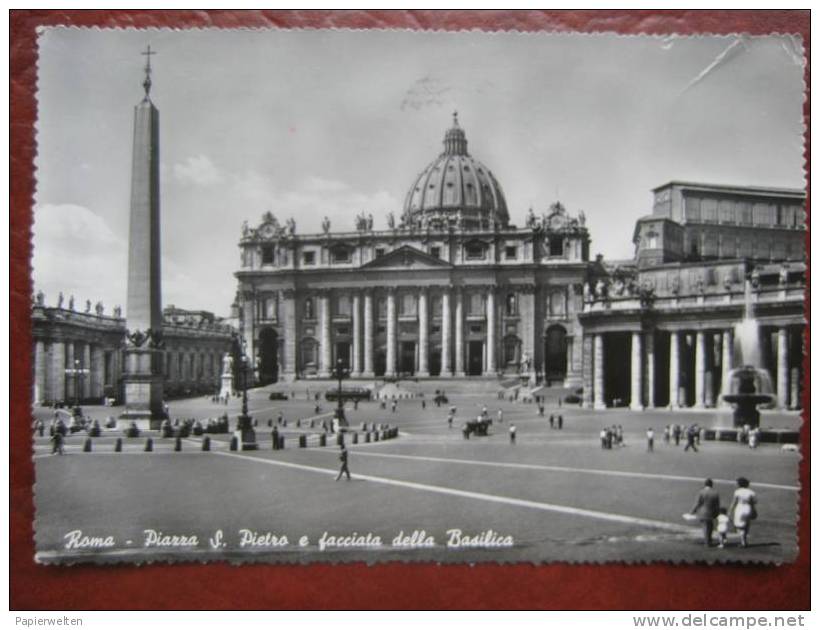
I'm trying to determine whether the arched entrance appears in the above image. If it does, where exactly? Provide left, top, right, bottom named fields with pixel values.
left=258, top=328, right=279, bottom=385
left=544, top=325, right=568, bottom=385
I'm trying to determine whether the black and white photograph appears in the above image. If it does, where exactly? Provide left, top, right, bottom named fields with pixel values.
left=30, top=27, right=806, bottom=565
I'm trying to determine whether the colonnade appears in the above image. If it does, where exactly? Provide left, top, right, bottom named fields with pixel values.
left=590, top=326, right=797, bottom=410
left=312, top=287, right=501, bottom=379
left=33, top=339, right=110, bottom=405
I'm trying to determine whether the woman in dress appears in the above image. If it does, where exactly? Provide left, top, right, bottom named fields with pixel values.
left=729, top=477, right=758, bottom=548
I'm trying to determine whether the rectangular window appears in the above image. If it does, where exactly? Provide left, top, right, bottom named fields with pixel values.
left=375, top=248, right=385, bottom=258
left=400, top=294, right=416, bottom=317
left=468, top=293, right=484, bottom=316
left=684, top=196, right=701, bottom=222
left=505, top=245, right=517, bottom=260
left=377, top=298, right=387, bottom=319
left=465, top=242, right=486, bottom=260
left=302, top=251, right=316, bottom=266
left=701, top=198, right=718, bottom=223
left=548, top=235, right=564, bottom=257
left=753, top=203, right=771, bottom=226
left=737, top=202, right=752, bottom=225
left=261, top=246, right=274, bottom=264
left=431, top=325, right=441, bottom=334
left=430, top=246, right=441, bottom=258
left=469, top=324, right=483, bottom=334
left=335, top=295, right=351, bottom=317
left=332, top=248, right=351, bottom=263
left=719, top=199, right=735, bottom=224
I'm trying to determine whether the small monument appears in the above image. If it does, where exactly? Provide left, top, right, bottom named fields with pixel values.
left=218, top=352, right=235, bottom=400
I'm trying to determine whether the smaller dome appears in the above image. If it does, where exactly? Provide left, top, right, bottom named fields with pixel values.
left=403, top=113, right=509, bottom=230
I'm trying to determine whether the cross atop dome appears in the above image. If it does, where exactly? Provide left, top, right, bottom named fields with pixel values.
left=452, top=110, right=459, bottom=127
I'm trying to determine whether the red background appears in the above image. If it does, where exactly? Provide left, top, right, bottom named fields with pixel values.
left=10, top=10, right=811, bottom=611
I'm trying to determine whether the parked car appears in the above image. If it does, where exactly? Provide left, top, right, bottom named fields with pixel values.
left=268, top=391, right=289, bottom=401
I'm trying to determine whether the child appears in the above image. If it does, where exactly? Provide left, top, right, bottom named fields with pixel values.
left=716, top=507, right=730, bottom=548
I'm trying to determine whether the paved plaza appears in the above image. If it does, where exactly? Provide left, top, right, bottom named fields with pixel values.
left=33, top=386, right=801, bottom=564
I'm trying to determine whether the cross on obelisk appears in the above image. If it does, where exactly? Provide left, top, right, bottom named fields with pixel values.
left=119, top=47, right=166, bottom=429
left=141, top=45, right=156, bottom=98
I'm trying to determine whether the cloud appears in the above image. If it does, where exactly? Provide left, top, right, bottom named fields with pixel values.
left=400, top=76, right=452, bottom=111
left=32, top=203, right=128, bottom=312
left=172, top=154, right=224, bottom=186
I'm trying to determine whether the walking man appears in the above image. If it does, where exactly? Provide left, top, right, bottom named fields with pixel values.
left=447, top=412, right=454, bottom=429
left=549, top=414, right=554, bottom=429
left=684, top=425, right=699, bottom=452
left=557, top=415, right=563, bottom=430
left=509, top=424, right=517, bottom=444
left=646, top=427, right=655, bottom=452
left=335, top=445, right=351, bottom=481
left=690, top=479, right=721, bottom=546
left=497, top=409, right=503, bottom=424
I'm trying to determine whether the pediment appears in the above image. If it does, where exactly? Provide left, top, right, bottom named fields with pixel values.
left=361, top=245, right=451, bottom=270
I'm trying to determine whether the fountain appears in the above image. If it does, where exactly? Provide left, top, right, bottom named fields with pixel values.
left=720, top=279, right=774, bottom=428
left=722, top=366, right=773, bottom=428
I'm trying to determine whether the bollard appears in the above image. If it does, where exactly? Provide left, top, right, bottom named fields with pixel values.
left=382, top=430, right=388, bottom=441
left=360, top=422, right=367, bottom=431
left=114, top=437, right=122, bottom=452
left=310, top=419, right=315, bottom=428
left=278, top=435, right=285, bottom=450
left=267, top=419, right=272, bottom=427
left=336, top=433, right=344, bottom=446
left=145, top=438, right=153, bottom=452
left=83, top=437, right=92, bottom=452
left=283, top=419, right=288, bottom=427
left=252, top=418, right=258, bottom=427
left=229, top=436, right=238, bottom=451
left=175, top=436, right=182, bottom=452
left=319, top=434, right=327, bottom=447
left=374, top=431, right=380, bottom=442
left=352, top=432, right=358, bottom=445
left=202, top=436, right=211, bottom=451
left=297, top=419, right=302, bottom=427
left=365, top=432, right=371, bottom=443
left=299, top=434, right=307, bottom=448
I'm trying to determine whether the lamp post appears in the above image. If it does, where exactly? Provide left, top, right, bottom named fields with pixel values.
left=331, top=357, right=350, bottom=428
left=74, top=359, right=81, bottom=407
left=234, top=340, right=257, bottom=450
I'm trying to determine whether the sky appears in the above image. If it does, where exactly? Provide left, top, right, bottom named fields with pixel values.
left=33, top=28, right=806, bottom=317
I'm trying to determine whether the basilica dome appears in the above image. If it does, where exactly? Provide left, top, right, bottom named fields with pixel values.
left=402, top=114, right=509, bottom=230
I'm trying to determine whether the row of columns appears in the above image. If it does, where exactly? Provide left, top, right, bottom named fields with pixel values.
left=591, top=326, right=797, bottom=410
left=314, top=288, right=499, bottom=378
left=33, top=339, right=110, bottom=405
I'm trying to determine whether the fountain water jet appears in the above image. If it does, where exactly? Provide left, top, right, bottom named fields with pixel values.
left=721, top=279, right=774, bottom=428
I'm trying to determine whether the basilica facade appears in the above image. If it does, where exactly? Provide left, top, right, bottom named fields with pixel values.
left=234, top=116, right=592, bottom=387
left=234, top=116, right=806, bottom=412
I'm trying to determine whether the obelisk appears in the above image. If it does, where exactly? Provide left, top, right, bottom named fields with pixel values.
left=119, top=46, right=166, bottom=429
